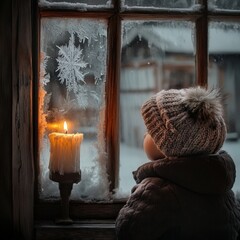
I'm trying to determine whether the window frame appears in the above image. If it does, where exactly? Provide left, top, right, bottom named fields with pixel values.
left=32, top=0, right=240, bottom=221
left=34, top=8, right=123, bottom=221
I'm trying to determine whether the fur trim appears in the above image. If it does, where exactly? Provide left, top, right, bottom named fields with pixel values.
left=182, top=87, right=224, bottom=123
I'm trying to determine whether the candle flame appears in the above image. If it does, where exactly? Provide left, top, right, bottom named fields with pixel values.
left=64, top=121, right=68, bottom=134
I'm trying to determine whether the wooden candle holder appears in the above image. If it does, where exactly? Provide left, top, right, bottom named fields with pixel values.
left=49, top=171, right=81, bottom=225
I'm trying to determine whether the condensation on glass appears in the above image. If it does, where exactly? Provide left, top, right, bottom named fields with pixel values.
left=38, top=18, right=110, bottom=201
left=208, top=0, right=240, bottom=11
left=122, top=0, right=201, bottom=11
left=208, top=21, right=240, bottom=195
left=115, top=21, right=196, bottom=198
left=38, top=0, right=113, bottom=9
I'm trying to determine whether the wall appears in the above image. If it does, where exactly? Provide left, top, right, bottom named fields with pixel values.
left=0, top=0, right=34, bottom=239
left=0, top=0, right=13, bottom=237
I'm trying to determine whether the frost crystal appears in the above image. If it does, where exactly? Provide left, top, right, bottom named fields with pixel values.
left=56, top=33, right=87, bottom=92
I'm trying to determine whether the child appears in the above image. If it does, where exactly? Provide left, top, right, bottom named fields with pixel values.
left=116, top=87, right=240, bottom=240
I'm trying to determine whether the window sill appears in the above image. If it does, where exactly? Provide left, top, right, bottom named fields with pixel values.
left=35, top=201, right=125, bottom=220
left=35, top=220, right=116, bottom=240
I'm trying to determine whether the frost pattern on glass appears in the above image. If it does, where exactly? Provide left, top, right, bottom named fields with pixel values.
left=39, top=0, right=112, bottom=10
left=39, top=18, right=110, bottom=201
left=56, top=34, right=88, bottom=108
left=122, top=0, right=201, bottom=11
left=56, top=34, right=87, bottom=88
left=208, top=0, right=240, bottom=11
left=39, top=53, right=51, bottom=152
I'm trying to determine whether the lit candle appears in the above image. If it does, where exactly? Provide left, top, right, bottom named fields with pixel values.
left=48, top=121, right=83, bottom=175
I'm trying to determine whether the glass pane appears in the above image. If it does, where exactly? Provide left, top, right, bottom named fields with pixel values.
left=122, top=0, right=201, bottom=11
left=209, top=21, right=240, bottom=195
left=39, top=0, right=113, bottom=9
left=208, top=0, right=240, bottom=11
left=115, top=21, right=196, bottom=198
left=39, top=18, right=110, bottom=201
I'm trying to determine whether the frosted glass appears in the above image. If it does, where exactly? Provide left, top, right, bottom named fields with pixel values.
left=122, top=0, right=201, bottom=10
left=208, top=21, right=240, bottom=194
left=39, top=0, right=113, bottom=9
left=208, top=0, right=240, bottom=11
left=115, top=20, right=195, bottom=198
left=39, top=18, right=110, bottom=201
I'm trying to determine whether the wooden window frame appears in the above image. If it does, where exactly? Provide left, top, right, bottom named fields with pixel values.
left=9, top=0, right=240, bottom=239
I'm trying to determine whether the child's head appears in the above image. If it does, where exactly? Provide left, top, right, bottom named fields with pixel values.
left=141, top=87, right=226, bottom=159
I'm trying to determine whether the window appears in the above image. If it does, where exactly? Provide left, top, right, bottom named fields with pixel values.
left=36, top=0, right=240, bottom=220
left=39, top=17, right=109, bottom=200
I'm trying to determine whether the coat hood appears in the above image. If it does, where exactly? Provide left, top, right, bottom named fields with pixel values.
left=133, top=150, right=236, bottom=194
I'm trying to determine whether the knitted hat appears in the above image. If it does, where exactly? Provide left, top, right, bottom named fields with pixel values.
left=141, top=87, right=227, bottom=157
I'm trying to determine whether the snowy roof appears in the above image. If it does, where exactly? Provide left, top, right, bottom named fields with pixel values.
left=122, top=25, right=240, bottom=54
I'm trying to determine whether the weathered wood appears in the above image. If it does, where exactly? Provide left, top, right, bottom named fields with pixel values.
left=0, top=0, right=13, bottom=237
left=12, top=0, right=34, bottom=239
left=35, top=221, right=116, bottom=240
left=195, top=2, right=208, bottom=87
left=35, top=201, right=124, bottom=220
left=106, top=14, right=121, bottom=191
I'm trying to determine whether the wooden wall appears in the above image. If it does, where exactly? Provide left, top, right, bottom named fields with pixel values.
left=0, top=0, right=13, bottom=236
left=0, top=0, right=34, bottom=239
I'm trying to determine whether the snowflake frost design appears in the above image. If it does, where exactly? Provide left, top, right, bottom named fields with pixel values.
left=40, top=54, right=50, bottom=86
left=56, top=34, right=87, bottom=92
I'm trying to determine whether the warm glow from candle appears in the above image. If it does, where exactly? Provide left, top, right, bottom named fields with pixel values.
left=64, top=121, right=68, bottom=134
left=48, top=120, right=83, bottom=175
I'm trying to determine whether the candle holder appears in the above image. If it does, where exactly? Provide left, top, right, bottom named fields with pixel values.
left=49, top=171, right=81, bottom=225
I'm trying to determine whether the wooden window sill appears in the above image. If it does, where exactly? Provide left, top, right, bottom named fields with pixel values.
left=35, top=220, right=116, bottom=240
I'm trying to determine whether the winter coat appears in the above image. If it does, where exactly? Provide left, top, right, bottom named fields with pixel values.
left=115, top=150, right=240, bottom=240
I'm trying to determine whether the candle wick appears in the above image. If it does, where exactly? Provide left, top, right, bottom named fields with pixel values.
left=65, top=130, right=67, bottom=134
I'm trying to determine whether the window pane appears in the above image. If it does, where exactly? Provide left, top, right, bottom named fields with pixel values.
left=122, top=0, right=201, bottom=11
left=208, top=0, right=240, bottom=11
left=38, top=0, right=113, bottom=9
left=39, top=18, right=110, bottom=201
left=115, top=21, right=196, bottom=198
left=208, top=21, right=240, bottom=194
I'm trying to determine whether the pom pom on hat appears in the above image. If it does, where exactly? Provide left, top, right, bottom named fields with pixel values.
left=182, top=87, right=223, bottom=124
left=141, top=87, right=227, bottom=157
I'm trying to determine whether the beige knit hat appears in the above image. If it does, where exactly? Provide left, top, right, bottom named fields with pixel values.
left=141, top=87, right=227, bottom=157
